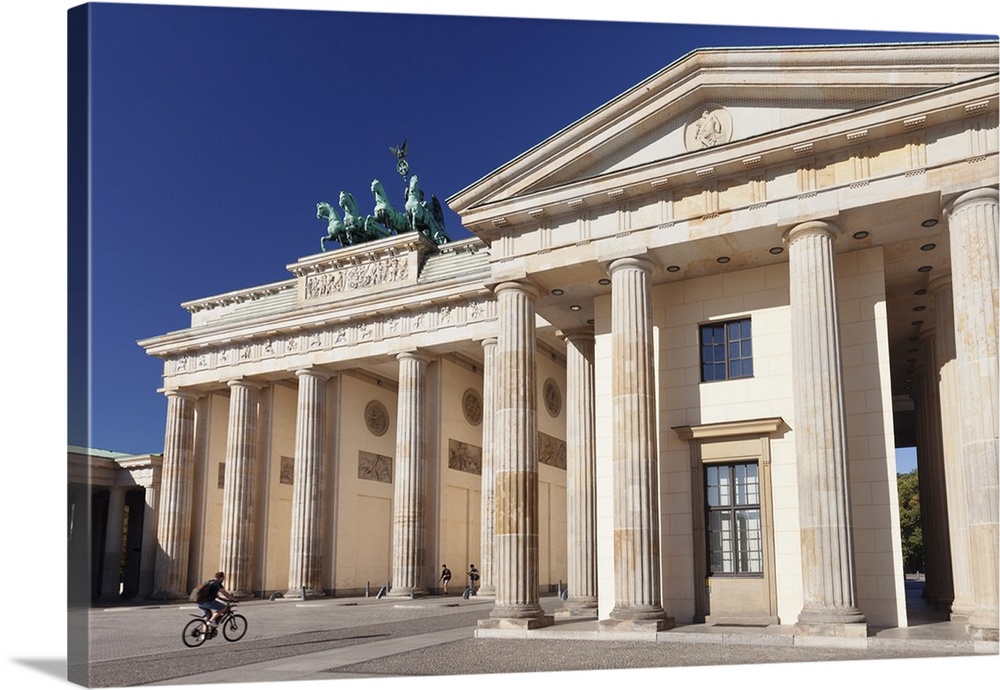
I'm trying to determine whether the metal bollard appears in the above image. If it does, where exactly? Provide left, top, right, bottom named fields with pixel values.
left=365, top=581, right=370, bottom=598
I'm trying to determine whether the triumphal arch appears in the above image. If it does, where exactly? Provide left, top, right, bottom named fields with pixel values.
left=137, top=40, right=999, bottom=643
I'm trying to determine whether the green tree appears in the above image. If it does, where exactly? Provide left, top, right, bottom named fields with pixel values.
left=897, top=469, right=923, bottom=573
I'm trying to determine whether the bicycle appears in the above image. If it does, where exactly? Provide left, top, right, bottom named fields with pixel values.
left=182, top=601, right=248, bottom=648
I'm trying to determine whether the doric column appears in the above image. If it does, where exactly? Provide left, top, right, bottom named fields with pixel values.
left=785, top=220, right=866, bottom=636
left=601, top=256, right=670, bottom=631
left=137, top=482, right=159, bottom=599
left=930, top=275, right=975, bottom=620
left=100, top=487, right=127, bottom=599
left=915, top=328, right=953, bottom=610
left=559, top=329, right=598, bottom=617
left=153, top=390, right=199, bottom=599
left=945, top=187, right=999, bottom=642
left=481, top=281, right=552, bottom=629
left=389, top=351, right=429, bottom=598
left=219, top=379, right=262, bottom=598
left=477, top=337, right=499, bottom=599
left=286, top=368, right=330, bottom=598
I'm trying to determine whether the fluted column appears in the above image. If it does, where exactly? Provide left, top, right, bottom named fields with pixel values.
left=930, top=275, right=975, bottom=620
left=945, top=187, right=999, bottom=642
left=153, top=390, right=199, bottom=598
left=389, top=351, right=429, bottom=598
left=219, top=379, right=262, bottom=598
left=137, top=483, right=158, bottom=599
left=602, top=256, right=670, bottom=631
left=100, top=487, right=127, bottom=599
left=560, top=329, right=598, bottom=617
left=785, top=220, right=866, bottom=634
left=286, top=368, right=330, bottom=598
left=481, top=281, right=552, bottom=629
left=477, top=337, right=499, bottom=599
left=914, top=328, right=954, bottom=610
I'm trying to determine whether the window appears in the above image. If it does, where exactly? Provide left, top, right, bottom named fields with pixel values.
left=705, top=461, right=763, bottom=575
left=700, top=318, right=752, bottom=382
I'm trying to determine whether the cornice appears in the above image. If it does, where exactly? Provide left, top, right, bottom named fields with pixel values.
left=461, top=77, right=998, bottom=238
left=448, top=42, right=998, bottom=217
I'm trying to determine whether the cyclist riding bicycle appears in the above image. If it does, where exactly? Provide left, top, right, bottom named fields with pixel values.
left=195, top=571, right=235, bottom=630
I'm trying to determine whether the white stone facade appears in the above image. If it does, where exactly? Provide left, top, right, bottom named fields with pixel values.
left=137, top=41, right=999, bottom=641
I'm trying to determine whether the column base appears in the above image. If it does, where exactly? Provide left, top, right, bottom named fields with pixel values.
left=967, top=612, right=1000, bottom=642
left=386, top=588, right=428, bottom=599
left=283, top=588, right=326, bottom=600
left=556, top=606, right=599, bottom=620
left=478, top=614, right=554, bottom=631
left=793, top=621, right=869, bottom=648
left=599, top=616, right=673, bottom=633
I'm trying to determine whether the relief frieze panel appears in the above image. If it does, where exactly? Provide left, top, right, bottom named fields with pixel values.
left=303, top=255, right=410, bottom=301
left=538, top=431, right=567, bottom=470
left=358, top=450, right=393, bottom=483
left=165, top=296, right=495, bottom=378
left=448, top=439, right=482, bottom=475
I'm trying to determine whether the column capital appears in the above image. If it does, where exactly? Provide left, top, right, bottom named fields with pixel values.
left=293, top=367, right=332, bottom=381
left=396, top=350, right=430, bottom=364
left=945, top=187, right=999, bottom=216
left=493, top=280, right=540, bottom=299
left=226, top=378, right=264, bottom=391
left=480, top=336, right=498, bottom=348
left=556, top=327, right=595, bottom=344
left=605, top=255, right=657, bottom=276
left=783, top=219, right=841, bottom=246
left=927, top=274, right=952, bottom=295
left=162, top=388, right=201, bottom=402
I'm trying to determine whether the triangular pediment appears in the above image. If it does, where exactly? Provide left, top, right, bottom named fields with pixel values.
left=449, top=41, right=998, bottom=217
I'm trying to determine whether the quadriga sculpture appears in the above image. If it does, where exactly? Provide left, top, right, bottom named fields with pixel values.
left=405, top=175, right=450, bottom=245
left=317, top=201, right=351, bottom=250
left=371, top=179, right=410, bottom=234
left=340, top=190, right=393, bottom=243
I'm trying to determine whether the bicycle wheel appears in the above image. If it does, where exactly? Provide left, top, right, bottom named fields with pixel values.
left=182, top=619, right=208, bottom=648
left=222, top=613, right=248, bottom=642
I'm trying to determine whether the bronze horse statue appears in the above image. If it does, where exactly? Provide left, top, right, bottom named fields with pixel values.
left=371, top=179, right=410, bottom=235
left=405, top=175, right=450, bottom=245
left=317, top=201, right=351, bottom=250
left=340, top=190, right=393, bottom=244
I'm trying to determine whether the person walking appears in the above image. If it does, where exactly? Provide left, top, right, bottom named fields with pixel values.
left=439, top=564, right=452, bottom=595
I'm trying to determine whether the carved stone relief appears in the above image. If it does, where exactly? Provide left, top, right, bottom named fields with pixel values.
left=462, top=389, right=483, bottom=426
left=684, top=105, right=732, bottom=151
left=543, top=378, right=562, bottom=417
left=364, top=400, right=390, bottom=436
left=304, top=256, right=409, bottom=300
left=448, top=439, right=482, bottom=475
left=170, top=296, right=497, bottom=380
left=279, top=456, right=294, bottom=485
left=358, top=450, right=392, bottom=483
left=538, top=432, right=567, bottom=470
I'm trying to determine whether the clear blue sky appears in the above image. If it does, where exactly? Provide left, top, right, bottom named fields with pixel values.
left=69, top=3, right=993, bottom=461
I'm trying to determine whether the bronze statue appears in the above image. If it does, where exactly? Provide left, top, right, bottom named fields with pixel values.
left=371, top=179, right=410, bottom=234
left=405, top=175, right=449, bottom=245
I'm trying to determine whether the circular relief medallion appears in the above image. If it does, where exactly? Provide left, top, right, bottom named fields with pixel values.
left=543, top=378, right=562, bottom=417
left=462, top=389, right=483, bottom=426
left=684, top=104, right=732, bottom=152
left=364, top=400, right=389, bottom=436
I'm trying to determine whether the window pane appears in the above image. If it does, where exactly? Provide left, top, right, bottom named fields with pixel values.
left=735, top=508, right=762, bottom=573
left=706, top=466, right=720, bottom=507
left=741, top=319, right=752, bottom=338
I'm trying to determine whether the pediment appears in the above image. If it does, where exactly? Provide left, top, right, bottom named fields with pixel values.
left=449, top=41, right=998, bottom=217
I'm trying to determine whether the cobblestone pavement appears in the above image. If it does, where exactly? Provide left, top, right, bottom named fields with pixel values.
left=71, top=593, right=997, bottom=688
